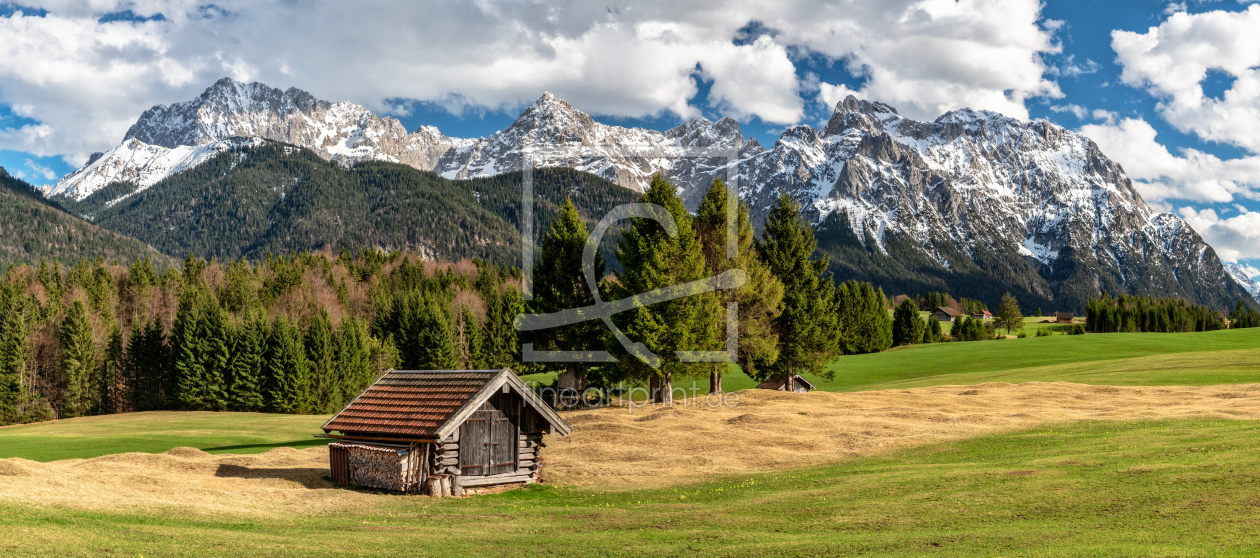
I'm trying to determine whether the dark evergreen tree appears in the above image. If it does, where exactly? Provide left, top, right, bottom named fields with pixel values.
left=694, top=179, right=783, bottom=392
left=834, top=281, right=893, bottom=354
left=892, top=298, right=924, bottom=346
left=306, top=308, right=336, bottom=413
left=265, top=317, right=311, bottom=414
left=229, top=315, right=267, bottom=412
left=532, top=199, right=606, bottom=391
left=757, top=193, right=839, bottom=387
left=614, top=175, right=723, bottom=404
left=59, top=300, right=96, bottom=418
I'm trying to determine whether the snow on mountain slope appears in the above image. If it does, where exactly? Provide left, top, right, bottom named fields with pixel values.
left=46, top=78, right=1253, bottom=310
left=1226, top=263, right=1260, bottom=303
left=46, top=137, right=265, bottom=201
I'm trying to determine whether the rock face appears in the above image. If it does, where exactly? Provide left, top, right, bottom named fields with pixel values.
left=1226, top=264, right=1260, bottom=303
left=46, top=78, right=1254, bottom=310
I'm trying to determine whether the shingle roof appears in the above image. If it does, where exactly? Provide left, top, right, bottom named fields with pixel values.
left=934, top=307, right=959, bottom=316
left=321, top=369, right=571, bottom=440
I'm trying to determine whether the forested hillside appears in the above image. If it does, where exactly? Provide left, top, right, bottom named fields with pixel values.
left=0, top=170, right=173, bottom=270
left=53, top=142, right=639, bottom=264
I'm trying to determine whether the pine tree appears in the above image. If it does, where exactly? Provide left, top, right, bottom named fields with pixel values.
left=924, top=317, right=943, bottom=343
left=0, top=299, right=30, bottom=425
left=98, top=324, right=124, bottom=414
left=332, top=317, right=374, bottom=407
left=614, top=174, right=723, bottom=404
left=266, top=317, right=312, bottom=414
left=757, top=193, right=838, bottom=387
left=533, top=199, right=606, bottom=390
left=995, top=292, right=1024, bottom=335
left=892, top=298, right=923, bottom=346
left=306, top=308, right=336, bottom=413
left=454, top=305, right=484, bottom=370
left=229, top=315, right=266, bottom=412
left=694, top=179, right=783, bottom=392
left=834, top=281, right=893, bottom=355
left=416, top=297, right=457, bottom=370
left=59, top=300, right=96, bottom=418
left=482, top=286, right=525, bottom=370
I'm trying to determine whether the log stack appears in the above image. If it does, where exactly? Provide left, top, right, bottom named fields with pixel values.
left=333, top=442, right=418, bottom=492
left=520, top=432, right=545, bottom=481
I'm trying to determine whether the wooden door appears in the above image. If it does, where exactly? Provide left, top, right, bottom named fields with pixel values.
left=458, top=412, right=491, bottom=477
left=489, top=410, right=516, bottom=475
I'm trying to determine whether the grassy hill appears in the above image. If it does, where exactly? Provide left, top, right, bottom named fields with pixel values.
left=3, top=418, right=1259, bottom=555
left=0, top=170, right=174, bottom=269
left=53, top=142, right=639, bottom=264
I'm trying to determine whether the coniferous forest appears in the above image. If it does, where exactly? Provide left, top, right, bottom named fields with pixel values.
left=2, top=171, right=1256, bottom=427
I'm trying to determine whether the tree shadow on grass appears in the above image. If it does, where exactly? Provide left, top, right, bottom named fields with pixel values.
left=213, top=464, right=333, bottom=489
left=199, top=439, right=329, bottom=452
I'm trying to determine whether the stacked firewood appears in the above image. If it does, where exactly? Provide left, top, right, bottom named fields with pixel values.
left=520, top=433, right=544, bottom=481
left=427, top=437, right=462, bottom=497
left=340, top=443, right=417, bottom=492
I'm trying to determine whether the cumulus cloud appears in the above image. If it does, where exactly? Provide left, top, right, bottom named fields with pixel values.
left=23, top=159, right=56, bottom=180
left=1177, top=206, right=1260, bottom=262
left=1050, top=104, right=1089, bottom=119
left=1081, top=117, right=1260, bottom=204
left=1111, top=5, right=1260, bottom=153
left=791, top=0, right=1062, bottom=121
left=0, top=0, right=1067, bottom=165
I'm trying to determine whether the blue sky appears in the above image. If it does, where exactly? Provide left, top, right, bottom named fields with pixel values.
left=0, top=0, right=1257, bottom=272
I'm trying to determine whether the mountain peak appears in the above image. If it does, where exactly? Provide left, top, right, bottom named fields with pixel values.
left=834, top=95, right=898, bottom=116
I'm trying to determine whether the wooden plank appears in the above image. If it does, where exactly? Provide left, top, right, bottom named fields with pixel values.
left=459, top=473, right=534, bottom=488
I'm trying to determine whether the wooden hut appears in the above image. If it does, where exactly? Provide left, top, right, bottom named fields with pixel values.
left=320, top=369, right=571, bottom=497
left=1056, top=312, right=1074, bottom=324
left=931, top=307, right=960, bottom=322
left=757, top=374, right=815, bottom=393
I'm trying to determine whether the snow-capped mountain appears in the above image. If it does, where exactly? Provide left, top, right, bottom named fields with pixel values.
left=45, top=78, right=1254, bottom=310
left=1225, top=263, right=1260, bottom=303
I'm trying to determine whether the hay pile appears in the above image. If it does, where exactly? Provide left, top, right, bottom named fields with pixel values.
left=544, top=381, right=1260, bottom=487
left=0, top=446, right=370, bottom=517
left=2, top=381, right=1259, bottom=514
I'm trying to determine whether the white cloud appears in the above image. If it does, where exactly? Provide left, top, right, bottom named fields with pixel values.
left=0, top=0, right=1067, bottom=163
left=788, top=0, right=1062, bottom=121
left=1177, top=206, right=1260, bottom=262
left=23, top=159, right=56, bottom=180
left=1050, top=104, right=1089, bottom=119
left=1081, top=117, right=1260, bottom=204
left=1111, top=5, right=1260, bottom=153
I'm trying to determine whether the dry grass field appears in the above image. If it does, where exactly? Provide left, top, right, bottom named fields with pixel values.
left=4, top=381, right=1260, bottom=523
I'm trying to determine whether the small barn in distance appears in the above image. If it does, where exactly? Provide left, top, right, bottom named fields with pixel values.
left=972, top=310, right=993, bottom=320
left=758, top=374, right=816, bottom=393
left=1056, top=312, right=1074, bottom=324
left=932, top=307, right=960, bottom=322
left=321, top=369, right=571, bottom=497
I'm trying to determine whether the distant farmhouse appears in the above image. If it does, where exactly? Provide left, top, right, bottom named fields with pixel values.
left=758, top=374, right=815, bottom=393
left=1056, top=312, right=1074, bottom=324
left=932, top=307, right=960, bottom=322
left=973, top=310, right=993, bottom=320
left=322, top=369, right=571, bottom=497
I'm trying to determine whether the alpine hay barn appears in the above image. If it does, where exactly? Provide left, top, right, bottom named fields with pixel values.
left=321, top=369, right=571, bottom=496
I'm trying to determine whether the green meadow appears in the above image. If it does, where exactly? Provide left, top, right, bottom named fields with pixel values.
left=3, top=419, right=1260, bottom=556
left=2, top=327, right=1259, bottom=556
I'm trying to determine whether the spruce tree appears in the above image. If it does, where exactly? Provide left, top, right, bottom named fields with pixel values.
left=416, top=297, right=457, bottom=370
left=995, top=292, right=1024, bottom=335
left=99, top=324, right=124, bottom=414
left=265, top=317, right=311, bottom=414
left=614, top=174, right=723, bottom=404
left=533, top=199, right=605, bottom=390
left=694, top=179, right=783, bottom=392
left=59, top=300, right=96, bottom=418
left=757, top=193, right=838, bottom=387
left=333, top=317, right=374, bottom=407
left=229, top=315, right=266, bottom=412
left=306, top=308, right=336, bottom=413
left=892, top=298, right=923, bottom=346
left=0, top=300, right=30, bottom=425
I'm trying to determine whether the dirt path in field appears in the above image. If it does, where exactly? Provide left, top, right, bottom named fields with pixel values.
left=3, top=381, right=1260, bottom=516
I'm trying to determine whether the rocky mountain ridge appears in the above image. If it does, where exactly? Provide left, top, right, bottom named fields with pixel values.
left=43, top=78, right=1257, bottom=310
